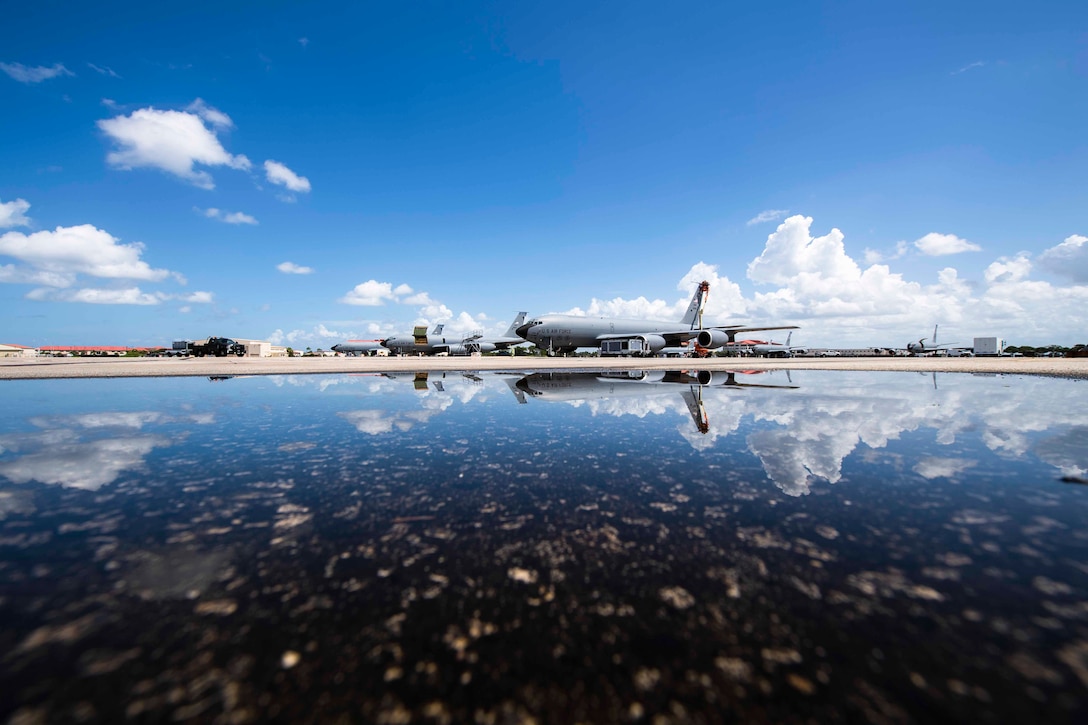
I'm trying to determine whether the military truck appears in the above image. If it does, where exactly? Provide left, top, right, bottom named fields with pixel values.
left=188, top=337, right=245, bottom=357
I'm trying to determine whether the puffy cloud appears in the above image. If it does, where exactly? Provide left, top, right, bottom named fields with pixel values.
left=277, top=261, right=314, bottom=274
left=98, top=106, right=251, bottom=189
left=1, top=198, right=31, bottom=228
left=403, top=291, right=452, bottom=320
left=0, top=62, right=73, bottom=84
left=914, top=232, right=981, bottom=256
left=264, top=160, right=311, bottom=193
left=0, top=223, right=172, bottom=286
left=748, top=215, right=860, bottom=286
left=337, top=280, right=453, bottom=321
left=0, top=207, right=209, bottom=302
left=746, top=209, right=790, bottom=226
left=199, top=207, right=258, bottom=225
left=340, top=279, right=397, bottom=306
left=562, top=214, right=1087, bottom=347
left=984, top=254, right=1032, bottom=284
left=1038, top=234, right=1088, bottom=283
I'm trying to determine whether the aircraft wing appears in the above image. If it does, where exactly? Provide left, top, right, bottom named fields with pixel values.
left=595, top=324, right=798, bottom=346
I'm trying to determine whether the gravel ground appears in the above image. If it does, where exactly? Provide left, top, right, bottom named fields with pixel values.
left=3, top=355, right=1087, bottom=379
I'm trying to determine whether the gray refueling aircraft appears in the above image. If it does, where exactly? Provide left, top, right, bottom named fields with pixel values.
left=382, top=313, right=527, bottom=356
left=906, top=325, right=965, bottom=356
left=751, top=331, right=807, bottom=358
left=515, top=281, right=797, bottom=356
left=330, top=339, right=386, bottom=355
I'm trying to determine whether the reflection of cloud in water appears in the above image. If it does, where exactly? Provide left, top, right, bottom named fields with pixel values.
left=1033, top=426, right=1088, bottom=477
left=581, top=397, right=674, bottom=419
left=913, top=457, right=977, bottom=480
left=125, top=548, right=233, bottom=599
left=0, top=430, right=171, bottom=490
left=0, top=488, right=36, bottom=518
left=39, top=411, right=164, bottom=429
left=748, top=428, right=860, bottom=497
left=338, top=409, right=442, bottom=435
left=26, top=411, right=215, bottom=430
left=0, top=409, right=191, bottom=490
left=741, top=373, right=1088, bottom=495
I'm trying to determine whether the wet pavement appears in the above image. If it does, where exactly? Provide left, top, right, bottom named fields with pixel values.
left=1, top=370, right=1086, bottom=723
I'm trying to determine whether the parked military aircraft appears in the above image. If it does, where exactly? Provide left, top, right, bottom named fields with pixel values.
left=515, top=281, right=797, bottom=356
left=752, top=332, right=807, bottom=358
left=906, top=325, right=965, bottom=356
left=382, top=313, right=527, bottom=356
left=330, top=339, right=386, bottom=356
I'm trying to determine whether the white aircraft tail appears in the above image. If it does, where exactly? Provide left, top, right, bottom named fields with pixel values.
left=681, top=281, right=710, bottom=328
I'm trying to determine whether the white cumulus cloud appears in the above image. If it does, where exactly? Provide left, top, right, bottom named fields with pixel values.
left=340, top=280, right=397, bottom=306
left=0, top=223, right=172, bottom=287
left=1038, top=234, right=1088, bottom=283
left=914, top=232, right=981, bottom=256
left=984, top=255, right=1032, bottom=284
left=264, top=160, right=311, bottom=193
left=98, top=106, right=251, bottom=189
left=0, top=198, right=31, bottom=228
left=0, top=62, right=73, bottom=84
left=277, top=261, right=314, bottom=275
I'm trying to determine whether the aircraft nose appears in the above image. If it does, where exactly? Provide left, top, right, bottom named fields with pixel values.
left=515, top=322, right=534, bottom=338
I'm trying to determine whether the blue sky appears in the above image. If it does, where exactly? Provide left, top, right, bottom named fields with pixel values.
left=2, top=0, right=1086, bottom=349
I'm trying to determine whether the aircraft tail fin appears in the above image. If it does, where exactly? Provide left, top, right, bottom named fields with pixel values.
left=681, top=280, right=710, bottom=328
left=786, top=331, right=792, bottom=347
left=503, top=312, right=527, bottom=338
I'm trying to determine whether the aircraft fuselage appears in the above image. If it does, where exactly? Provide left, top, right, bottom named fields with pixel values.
left=517, top=315, right=691, bottom=352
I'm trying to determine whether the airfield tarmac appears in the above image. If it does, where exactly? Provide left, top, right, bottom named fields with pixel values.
left=2, top=354, right=1088, bottom=379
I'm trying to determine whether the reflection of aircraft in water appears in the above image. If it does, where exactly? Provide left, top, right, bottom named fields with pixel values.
left=381, top=371, right=484, bottom=393
left=506, top=370, right=798, bottom=434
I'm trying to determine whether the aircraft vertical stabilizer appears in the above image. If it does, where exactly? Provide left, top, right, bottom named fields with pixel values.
left=503, top=312, right=527, bottom=338
left=680, top=280, right=710, bottom=329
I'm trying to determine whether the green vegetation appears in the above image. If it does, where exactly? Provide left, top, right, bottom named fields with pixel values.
left=1002, top=344, right=1073, bottom=357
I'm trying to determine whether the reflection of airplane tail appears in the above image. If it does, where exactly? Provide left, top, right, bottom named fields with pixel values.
left=681, top=387, right=709, bottom=434
left=503, top=376, right=528, bottom=404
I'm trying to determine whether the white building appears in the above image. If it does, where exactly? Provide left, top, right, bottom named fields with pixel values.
left=0, top=343, right=37, bottom=358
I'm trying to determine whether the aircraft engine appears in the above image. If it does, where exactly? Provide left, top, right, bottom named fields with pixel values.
left=696, top=329, right=731, bottom=348
left=696, top=370, right=717, bottom=385
left=638, top=334, right=668, bottom=354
